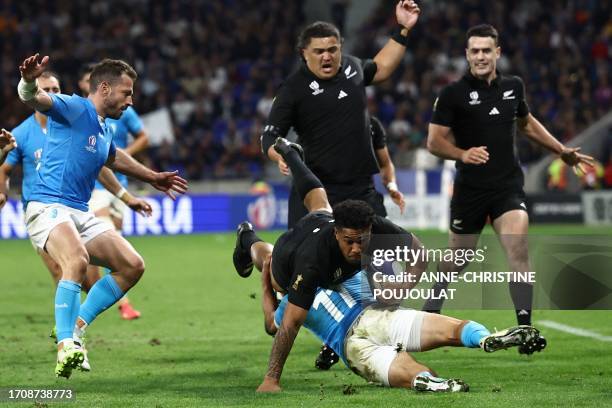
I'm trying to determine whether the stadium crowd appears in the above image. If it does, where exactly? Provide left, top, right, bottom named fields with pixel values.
left=0, top=0, right=610, bottom=181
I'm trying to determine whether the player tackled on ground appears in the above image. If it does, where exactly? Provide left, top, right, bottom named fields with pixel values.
left=17, top=54, right=188, bottom=378
left=232, top=137, right=546, bottom=392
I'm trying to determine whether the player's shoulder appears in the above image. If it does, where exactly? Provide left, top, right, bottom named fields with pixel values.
left=437, top=78, right=466, bottom=101
left=499, top=74, right=525, bottom=89
left=121, top=106, right=140, bottom=121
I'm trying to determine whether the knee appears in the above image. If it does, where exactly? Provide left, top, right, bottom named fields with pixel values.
left=130, top=255, right=146, bottom=278
left=65, top=250, right=90, bottom=274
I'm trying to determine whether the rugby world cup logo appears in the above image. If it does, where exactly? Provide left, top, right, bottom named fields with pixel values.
left=86, top=135, right=97, bottom=153
left=469, top=91, right=481, bottom=105
left=309, top=80, right=324, bottom=95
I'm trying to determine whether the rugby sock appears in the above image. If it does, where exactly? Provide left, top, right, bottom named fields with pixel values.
left=79, top=274, right=124, bottom=325
left=282, top=149, right=323, bottom=200
left=422, top=280, right=450, bottom=313
left=240, top=230, right=263, bottom=251
left=460, top=321, right=490, bottom=348
left=55, top=280, right=82, bottom=343
left=509, top=282, right=533, bottom=325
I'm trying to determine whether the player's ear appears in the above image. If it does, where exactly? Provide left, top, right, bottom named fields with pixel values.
left=100, top=81, right=111, bottom=97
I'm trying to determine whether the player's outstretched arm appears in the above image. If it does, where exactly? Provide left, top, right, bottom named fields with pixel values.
left=371, top=1, right=420, bottom=84
left=518, top=113, right=595, bottom=173
left=257, top=302, right=308, bottom=393
left=0, top=129, right=17, bottom=166
left=427, top=123, right=489, bottom=165
left=106, top=148, right=188, bottom=200
left=97, top=167, right=152, bottom=217
left=17, top=54, right=53, bottom=112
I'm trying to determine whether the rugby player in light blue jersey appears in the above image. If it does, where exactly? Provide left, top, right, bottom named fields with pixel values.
left=79, top=64, right=149, bottom=320
left=17, top=54, right=188, bottom=378
left=232, top=137, right=546, bottom=393
left=0, top=129, right=17, bottom=166
left=0, top=72, right=151, bottom=296
left=264, top=267, right=544, bottom=392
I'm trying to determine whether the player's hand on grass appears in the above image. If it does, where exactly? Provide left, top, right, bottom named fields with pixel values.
left=150, top=170, right=188, bottom=200
left=256, top=376, right=281, bottom=393
left=461, top=146, right=489, bottom=165
left=19, top=54, right=49, bottom=82
left=560, top=147, right=595, bottom=176
left=396, top=0, right=420, bottom=30
left=389, top=188, right=406, bottom=214
left=0, top=129, right=17, bottom=154
left=277, top=157, right=290, bottom=176
left=126, top=196, right=153, bottom=217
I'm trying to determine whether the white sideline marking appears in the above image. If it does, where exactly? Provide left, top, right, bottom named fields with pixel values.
left=537, top=320, right=612, bottom=342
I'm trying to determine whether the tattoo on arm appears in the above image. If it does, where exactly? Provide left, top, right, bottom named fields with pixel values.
left=265, top=324, right=299, bottom=380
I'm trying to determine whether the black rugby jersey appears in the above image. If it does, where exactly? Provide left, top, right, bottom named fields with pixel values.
left=265, top=55, right=380, bottom=185
left=273, top=213, right=411, bottom=310
left=431, top=71, right=530, bottom=189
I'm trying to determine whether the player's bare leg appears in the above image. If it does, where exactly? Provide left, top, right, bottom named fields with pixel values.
left=45, top=222, right=89, bottom=377
left=92, top=207, right=141, bottom=320
left=492, top=210, right=533, bottom=325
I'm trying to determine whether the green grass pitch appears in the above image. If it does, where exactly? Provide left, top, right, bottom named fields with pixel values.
left=0, top=225, right=611, bottom=407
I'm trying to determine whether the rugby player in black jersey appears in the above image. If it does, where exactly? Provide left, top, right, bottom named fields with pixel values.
left=425, top=24, right=594, bottom=325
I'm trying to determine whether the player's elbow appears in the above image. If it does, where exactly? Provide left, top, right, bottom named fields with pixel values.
left=426, top=134, right=438, bottom=154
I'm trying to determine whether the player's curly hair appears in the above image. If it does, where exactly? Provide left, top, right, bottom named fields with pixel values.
left=89, top=59, right=137, bottom=92
left=333, top=200, right=374, bottom=230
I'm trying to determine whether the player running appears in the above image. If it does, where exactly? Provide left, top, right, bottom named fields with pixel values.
left=0, top=71, right=151, bottom=295
left=17, top=54, right=187, bottom=378
left=79, top=64, right=149, bottom=320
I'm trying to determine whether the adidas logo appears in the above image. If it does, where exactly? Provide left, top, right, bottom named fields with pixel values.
left=338, top=90, right=348, bottom=99
left=489, top=107, right=500, bottom=115
left=518, top=309, right=529, bottom=316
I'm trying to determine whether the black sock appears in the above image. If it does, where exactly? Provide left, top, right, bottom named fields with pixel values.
left=283, top=149, right=323, bottom=201
left=422, top=280, right=450, bottom=313
left=240, top=230, right=262, bottom=251
left=509, top=282, right=533, bottom=325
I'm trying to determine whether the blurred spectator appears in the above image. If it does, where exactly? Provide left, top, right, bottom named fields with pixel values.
left=0, top=0, right=609, bottom=181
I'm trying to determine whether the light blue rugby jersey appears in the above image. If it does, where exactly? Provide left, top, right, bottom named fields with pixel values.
left=274, top=271, right=375, bottom=366
left=6, top=114, right=46, bottom=206
left=27, top=94, right=116, bottom=212
left=94, top=106, right=143, bottom=190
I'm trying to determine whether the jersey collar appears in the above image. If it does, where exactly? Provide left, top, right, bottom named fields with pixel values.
left=463, top=70, right=502, bottom=89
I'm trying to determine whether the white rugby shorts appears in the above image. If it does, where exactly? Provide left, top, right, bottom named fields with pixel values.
left=25, top=201, right=113, bottom=250
left=345, top=307, right=425, bottom=386
left=89, top=188, right=128, bottom=220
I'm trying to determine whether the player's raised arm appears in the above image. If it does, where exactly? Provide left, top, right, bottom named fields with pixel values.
left=257, top=301, right=308, bottom=393
left=371, top=0, right=420, bottom=84
left=0, top=129, right=17, bottom=166
left=17, top=54, right=53, bottom=112
left=106, top=148, right=188, bottom=200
